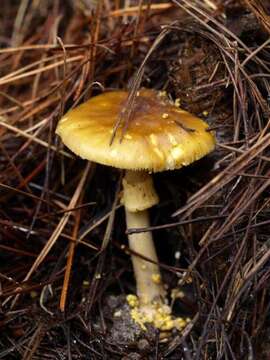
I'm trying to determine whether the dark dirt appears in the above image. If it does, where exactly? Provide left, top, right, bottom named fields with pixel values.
left=1, top=0, right=270, bottom=359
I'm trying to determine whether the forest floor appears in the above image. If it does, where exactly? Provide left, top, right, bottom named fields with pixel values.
left=1, top=1, right=270, bottom=359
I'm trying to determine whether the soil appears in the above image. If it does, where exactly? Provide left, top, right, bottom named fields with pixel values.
left=1, top=0, right=270, bottom=359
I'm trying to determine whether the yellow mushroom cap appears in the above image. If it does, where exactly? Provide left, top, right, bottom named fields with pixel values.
left=56, top=89, right=215, bottom=172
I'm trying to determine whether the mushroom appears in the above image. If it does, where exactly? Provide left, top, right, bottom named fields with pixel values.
left=56, top=89, right=215, bottom=330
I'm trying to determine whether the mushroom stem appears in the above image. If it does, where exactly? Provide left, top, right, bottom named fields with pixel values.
left=123, top=170, right=165, bottom=306
left=125, top=209, right=165, bottom=305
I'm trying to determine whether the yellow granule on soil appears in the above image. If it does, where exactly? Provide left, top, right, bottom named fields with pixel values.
left=126, top=294, right=190, bottom=331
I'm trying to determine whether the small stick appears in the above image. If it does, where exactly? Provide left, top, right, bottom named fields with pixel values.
left=60, top=205, right=81, bottom=312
